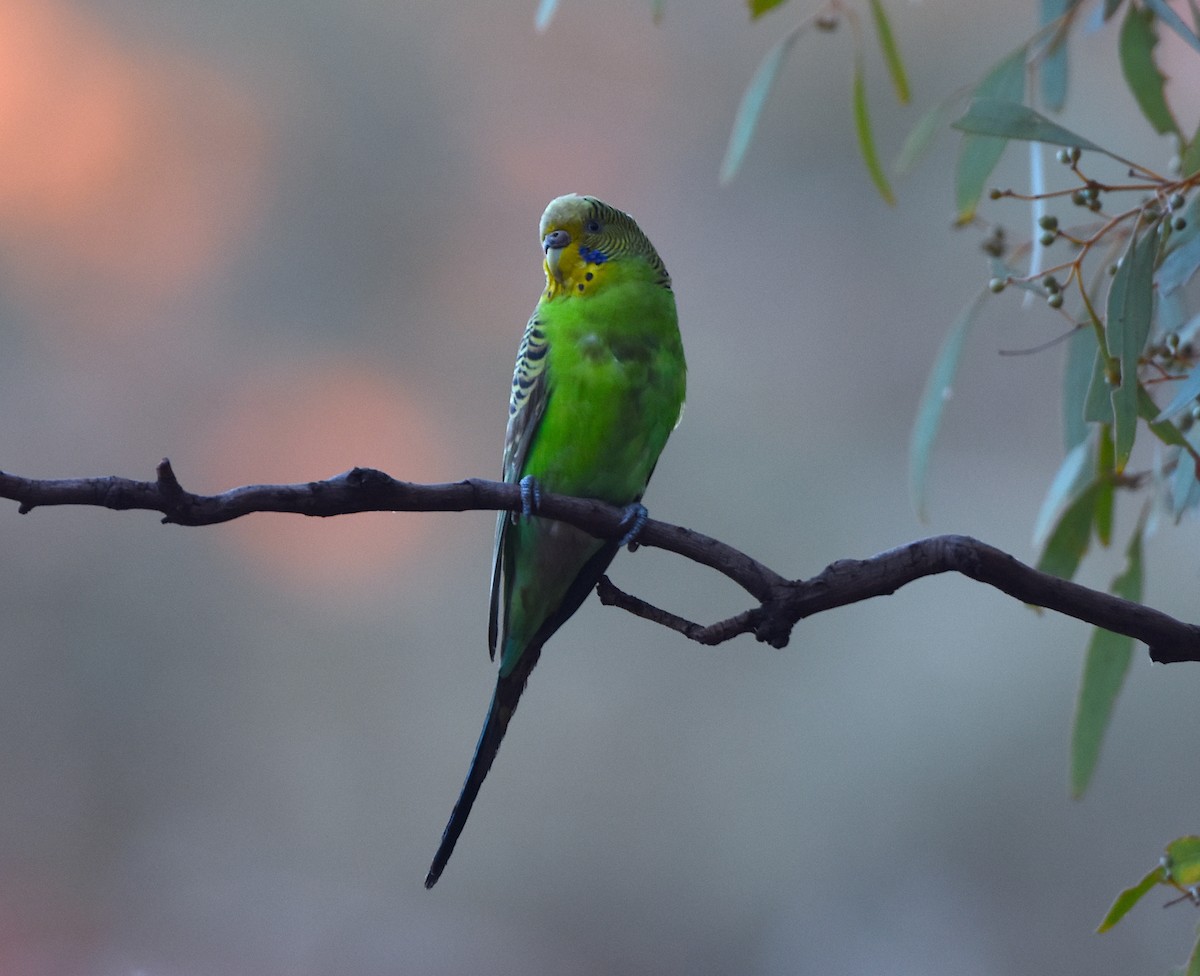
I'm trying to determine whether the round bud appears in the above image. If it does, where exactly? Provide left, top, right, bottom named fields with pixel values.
left=1174, top=217, right=1187, bottom=232
left=1170, top=193, right=1186, bottom=210
left=1038, top=214, right=1059, bottom=231
left=1042, top=274, right=1060, bottom=292
left=1039, top=231, right=1057, bottom=247
left=1047, top=292, right=1064, bottom=309
left=988, top=277, right=1007, bottom=293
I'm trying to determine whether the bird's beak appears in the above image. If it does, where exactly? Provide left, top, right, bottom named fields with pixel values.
left=542, top=229, right=570, bottom=285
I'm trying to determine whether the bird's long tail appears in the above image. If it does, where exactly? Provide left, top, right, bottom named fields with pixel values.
left=424, top=666, right=529, bottom=888
left=424, top=538, right=619, bottom=888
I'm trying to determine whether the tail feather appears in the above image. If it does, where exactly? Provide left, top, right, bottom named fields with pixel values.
left=424, top=667, right=528, bottom=888
left=425, top=538, right=621, bottom=888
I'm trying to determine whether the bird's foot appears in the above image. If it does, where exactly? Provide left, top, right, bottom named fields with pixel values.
left=617, top=502, right=649, bottom=550
left=518, top=475, right=542, bottom=518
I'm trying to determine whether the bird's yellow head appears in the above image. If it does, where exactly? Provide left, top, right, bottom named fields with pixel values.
left=539, top=194, right=670, bottom=300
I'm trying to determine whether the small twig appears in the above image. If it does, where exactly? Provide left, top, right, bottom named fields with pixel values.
left=2, top=460, right=1199, bottom=663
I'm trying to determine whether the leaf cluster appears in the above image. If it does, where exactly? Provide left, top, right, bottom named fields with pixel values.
left=718, top=0, right=1200, bottom=965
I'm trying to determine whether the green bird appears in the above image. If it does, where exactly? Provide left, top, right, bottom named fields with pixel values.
left=425, top=194, right=686, bottom=888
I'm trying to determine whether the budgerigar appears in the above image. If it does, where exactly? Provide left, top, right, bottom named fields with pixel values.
left=424, top=194, right=686, bottom=888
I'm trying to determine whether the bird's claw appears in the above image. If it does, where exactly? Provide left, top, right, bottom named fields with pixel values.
left=617, top=502, right=649, bottom=550
left=518, top=475, right=542, bottom=518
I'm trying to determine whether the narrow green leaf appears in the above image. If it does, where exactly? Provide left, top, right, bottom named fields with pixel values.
left=909, top=293, right=987, bottom=519
left=1182, top=123, right=1200, bottom=177
left=868, top=0, right=910, bottom=104
left=1154, top=362, right=1200, bottom=421
left=1040, top=0, right=1071, bottom=111
left=1064, top=326, right=1098, bottom=449
left=534, top=0, right=560, bottom=32
left=952, top=99, right=1111, bottom=155
left=1036, top=481, right=1098, bottom=580
left=1158, top=193, right=1200, bottom=294
left=953, top=47, right=1026, bottom=223
left=853, top=51, right=896, bottom=205
left=1070, top=513, right=1142, bottom=797
left=895, top=99, right=950, bottom=175
left=1084, top=348, right=1115, bottom=424
left=1095, top=425, right=1115, bottom=546
left=1119, top=4, right=1180, bottom=137
left=1171, top=452, right=1200, bottom=519
left=1108, top=225, right=1158, bottom=470
left=1187, top=934, right=1200, bottom=976
left=720, top=24, right=806, bottom=184
left=1144, top=0, right=1200, bottom=56
left=1097, top=865, right=1165, bottom=931
left=1033, top=438, right=1093, bottom=546
left=1157, top=289, right=1190, bottom=340
left=749, top=0, right=789, bottom=17
left=1166, top=836, right=1200, bottom=887
left=1139, top=384, right=1191, bottom=451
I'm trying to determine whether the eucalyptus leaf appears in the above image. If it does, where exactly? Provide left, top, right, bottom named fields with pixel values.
left=1033, top=438, right=1094, bottom=546
left=1096, top=865, right=1165, bottom=932
left=1153, top=361, right=1200, bottom=421
left=1084, top=348, right=1114, bottom=424
left=1186, top=933, right=1200, bottom=976
left=1095, top=425, right=1115, bottom=545
left=1144, top=0, right=1200, bottom=55
left=1166, top=836, right=1200, bottom=887
left=895, top=100, right=949, bottom=175
left=1120, top=4, right=1180, bottom=136
left=1158, top=194, right=1200, bottom=294
left=953, top=99, right=1109, bottom=155
left=720, top=23, right=806, bottom=184
left=748, top=0, right=789, bottom=17
left=1107, top=224, right=1157, bottom=469
left=853, top=50, right=897, bottom=205
left=1139, top=384, right=1190, bottom=449
left=1040, top=0, right=1071, bottom=111
left=953, top=48, right=1026, bottom=223
left=1182, top=124, right=1200, bottom=177
left=1170, top=452, right=1200, bottom=519
left=1064, top=326, right=1098, bottom=449
left=1036, top=481, right=1099, bottom=581
left=534, top=0, right=560, bottom=32
left=1070, top=513, right=1142, bottom=797
left=909, top=293, right=987, bottom=519
left=868, top=0, right=910, bottom=104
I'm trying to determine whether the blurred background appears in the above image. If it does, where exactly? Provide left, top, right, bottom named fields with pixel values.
left=1, top=0, right=1198, bottom=973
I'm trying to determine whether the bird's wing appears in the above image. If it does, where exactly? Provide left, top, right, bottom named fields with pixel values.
left=487, top=312, right=550, bottom=659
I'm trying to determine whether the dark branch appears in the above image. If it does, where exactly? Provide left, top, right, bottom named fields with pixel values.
left=2, top=460, right=1198, bottom=664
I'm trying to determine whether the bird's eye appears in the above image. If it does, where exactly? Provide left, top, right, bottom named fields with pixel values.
left=585, top=219, right=602, bottom=234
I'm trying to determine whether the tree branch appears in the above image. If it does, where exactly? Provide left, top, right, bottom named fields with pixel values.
left=2, top=460, right=1198, bottom=664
